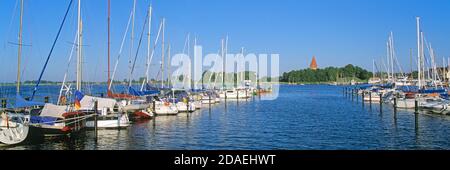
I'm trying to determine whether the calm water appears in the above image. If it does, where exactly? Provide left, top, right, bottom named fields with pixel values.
left=2, top=85, right=450, bottom=150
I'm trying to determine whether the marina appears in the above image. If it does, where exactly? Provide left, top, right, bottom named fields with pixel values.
left=2, top=84, right=450, bottom=149
left=1, top=0, right=450, bottom=152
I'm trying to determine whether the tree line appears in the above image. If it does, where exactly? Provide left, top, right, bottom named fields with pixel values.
left=280, top=64, right=373, bottom=83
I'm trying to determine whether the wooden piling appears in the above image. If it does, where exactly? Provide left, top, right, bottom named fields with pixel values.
left=415, top=99, right=419, bottom=114
left=245, top=89, right=248, bottom=101
left=356, top=89, right=359, bottom=102
left=369, top=92, right=372, bottom=104
left=362, top=92, right=365, bottom=103
left=209, top=94, right=212, bottom=112
left=393, top=94, right=397, bottom=108
left=344, top=87, right=346, bottom=97
left=187, top=97, right=190, bottom=114
left=351, top=89, right=354, bottom=101
left=94, top=100, right=98, bottom=141
left=237, top=89, right=239, bottom=104
left=379, top=92, right=383, bottom=112
left=44, top=96, right=49, bottom=103
left=153, top=100, right=156, bottom=114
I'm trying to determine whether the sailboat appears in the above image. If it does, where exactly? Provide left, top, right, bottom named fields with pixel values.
left=83, top=0, right=133, bottom=128
left=0, top=0, right=32, bottom=145
left=28, top=0, right=93, bottom=135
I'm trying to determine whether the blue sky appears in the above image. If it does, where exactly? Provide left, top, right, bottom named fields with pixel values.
left=1, top=0, right=450, bottom=82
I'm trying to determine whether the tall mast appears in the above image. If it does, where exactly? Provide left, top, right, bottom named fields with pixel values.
left=221, top=39, right=225, bottom=89
left=390, top=32, right=395, bottom=80
left=410, top=48, right=413, bottom=78
left=146, top=5, right=152, bottom=85
left=129, top=0, right=136, bottom=86
left=386, top=41, right=390, bottom=81
left=76, top=0, right=82, bottom=91
left=421, top=31, right=425, bottom=84
left=16, top=0, right=24, bottom=94
left=241, top=47, right=245, bottom=87
left=416, top=17, right=421, bottom=88
left=223, top=36, right=228, bottom=90
left=107, top=0, right=111, bottom=91
left=372, top=59, right=375, bottom=79
left=167, top=43, right=171, bottom=88
left=161, top=18, right=165, bottom=88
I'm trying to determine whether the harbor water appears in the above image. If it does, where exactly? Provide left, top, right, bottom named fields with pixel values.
left=2, top=84, right=450, bottom=150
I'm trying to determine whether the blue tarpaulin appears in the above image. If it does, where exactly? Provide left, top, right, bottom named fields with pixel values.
left=14, top=94, right=45, bottom=108
left=30, top=116, right=58, bottom=126
left=128, top=87, right=159, bottom=96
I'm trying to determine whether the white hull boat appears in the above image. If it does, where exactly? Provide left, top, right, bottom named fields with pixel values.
left=85, top=113, right=130, bottom=129
left=176, top=102, right=196, bottom=112
left=0, top=112, right=30, bottom=145
left=154, top=102, right=178, bottom=115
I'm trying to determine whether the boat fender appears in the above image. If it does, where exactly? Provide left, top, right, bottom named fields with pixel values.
left=61, top=126, right=72, bottom=133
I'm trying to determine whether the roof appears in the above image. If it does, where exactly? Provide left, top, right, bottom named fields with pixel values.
left=310, top=56, right=318, bottom=70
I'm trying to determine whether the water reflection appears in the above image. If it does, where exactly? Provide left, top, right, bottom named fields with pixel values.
left=2, top=85, right=450, bottom=150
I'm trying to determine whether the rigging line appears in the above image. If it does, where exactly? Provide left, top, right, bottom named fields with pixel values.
left=128, top=9, right=150, bottom=88
left=2, top=0, right=20, bottom=51
left=144, top=18, right=163, bottom=86
left=109, top=9, right=133, bottom=91
left=31, top=0, right=74, bottom=101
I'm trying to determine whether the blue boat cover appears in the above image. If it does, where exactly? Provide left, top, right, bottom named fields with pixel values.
left=30, top=116, right=58, bottom=126
left=418, top=89, right=447, bottom=94
left=128, top=87, right=159, bottom=96
left=14, top=94, right=45, bottom=108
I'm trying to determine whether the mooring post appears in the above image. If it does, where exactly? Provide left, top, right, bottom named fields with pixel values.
left=379, top=92, right=383, bottom=113
left=152, top=100, right=156, bottom=114
left=245, top=89, right=248, bottom=101
left=44, top=96, right=49, bottom=103
left=209, top=94, right=212, bottom=112
left=237, top=89, right=239, bottom=104
left=393, top=94, right=397, bottom=108
left=94, top=100, right=98, bottom=141
left=351, top=89, right=354, bottom=101
left=187, top=97, right=190, bottom=115
left=415, top=99, right=419, bottom=114
left=369, top=92, right=372, bottom=104
left=356, top=89, right=359, bottom=103
left=362, top=91, right=365, bottom=103
left=1, top=99, right=6, bottom=108
left=100, top=93, right=104, bottom=98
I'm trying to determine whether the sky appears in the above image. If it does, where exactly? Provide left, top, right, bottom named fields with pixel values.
left=1, top=0, right=450, bottom=83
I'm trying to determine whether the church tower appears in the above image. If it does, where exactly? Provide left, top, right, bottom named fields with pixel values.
left=310, top=56, right=318, bottom=70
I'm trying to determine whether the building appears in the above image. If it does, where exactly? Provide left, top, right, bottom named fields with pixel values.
left=310, top=56, right=318, bottom=70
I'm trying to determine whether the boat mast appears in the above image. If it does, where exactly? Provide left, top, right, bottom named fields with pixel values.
left=107, top=0, right=111, bottom=91
left=76, top=0, right=82, bottom=91
left=221, top=38, right=225, bottom=90
left=240, top=47, right=245, bottom=88
left=16, top=0, right=24, bottom=94
left=372, top=59, right=375, bottom=79
left=129, top=0, right=136, bottom=87
left=145, top=5, right=153, bottom=86
left=390, top=32, right=395, bottom=81
left=410, top=48, right=413, bottom=79
left=386, top=41, right=390, bottom=81
left=421, top=31, right=425, bottom=86
left=161, top=18, right=165, bottom=89
left=167, top=43, right=171, bottom=88
left=416, top=17, right=421, bottom=88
